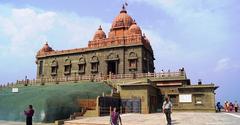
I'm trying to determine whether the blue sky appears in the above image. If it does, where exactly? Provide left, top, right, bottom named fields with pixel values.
left=0, top=0, right=239, bottom=103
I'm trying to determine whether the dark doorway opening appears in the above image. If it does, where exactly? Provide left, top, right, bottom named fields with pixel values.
left=121, top=99, right=141, bottom=113
left=107, top=61, right=117, bottom=74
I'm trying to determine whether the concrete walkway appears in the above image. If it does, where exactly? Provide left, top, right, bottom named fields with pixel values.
left=0, top=121, right=53, bottom=125
left=1, top=112, right=240, bottom=125
left=65, top=112, right=240, bottom=125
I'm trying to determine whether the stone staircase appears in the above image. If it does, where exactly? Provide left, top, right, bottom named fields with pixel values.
left=103, top=80, right=117, bottom=89
left=83, top=109, right=98, bottom=117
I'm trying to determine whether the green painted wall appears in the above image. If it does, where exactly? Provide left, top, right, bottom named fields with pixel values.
left=0, top=82, right=111, bottom=122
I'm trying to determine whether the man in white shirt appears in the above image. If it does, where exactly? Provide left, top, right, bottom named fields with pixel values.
left=162, top=96, right=173, bottom=125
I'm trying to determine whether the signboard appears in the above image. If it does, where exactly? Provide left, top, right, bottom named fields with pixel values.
left=12, top=88, right=19, bottom=93
left=179, top=94, right=192, bottom=103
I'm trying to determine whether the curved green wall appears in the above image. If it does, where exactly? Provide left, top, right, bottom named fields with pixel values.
left=0, top=82, right=111, bottom=122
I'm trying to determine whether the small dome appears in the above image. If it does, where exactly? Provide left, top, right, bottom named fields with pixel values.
left=129, top=20, right=142, bottom=35
left=37, top=42, right=54, bottom=55
left=93, top=26, right=106, bottom=40
left=111, top=5, right=134, bottom=29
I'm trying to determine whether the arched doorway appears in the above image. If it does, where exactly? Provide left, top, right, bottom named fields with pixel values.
left=106, top=53, right=119, bottom=75
left=107, top=61, right=118, bottom=74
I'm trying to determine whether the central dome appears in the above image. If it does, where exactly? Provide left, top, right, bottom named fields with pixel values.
left=111, top=5, right=134, bottom=29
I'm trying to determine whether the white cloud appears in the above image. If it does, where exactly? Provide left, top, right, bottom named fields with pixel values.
left=142, top=28, right=189, bottom=71
left=144, top=29, right=180, bottom=56
left=214, top=58, right=240, bottom=72
left=130, top=0, right=227, bottom=37
left=0, top=5, right=110, bottom=83
left=0, top=6, right=111, bottom=56
left=215, top=58, right=230, bottom=72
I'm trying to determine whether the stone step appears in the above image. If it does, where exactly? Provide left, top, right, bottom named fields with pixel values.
left=83, top=110, right=98, bottom=117
left=65, top=122, right=108, bottom=125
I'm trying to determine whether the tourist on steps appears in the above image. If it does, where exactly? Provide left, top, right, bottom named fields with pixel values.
left=163, top=96, right=173, bottom=125
left=24, top=105, right=35, bottom=125
left=110, top=107, right=122, bottom=125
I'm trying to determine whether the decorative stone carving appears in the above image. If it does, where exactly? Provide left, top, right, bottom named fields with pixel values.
left=90, top=56, right=99, bottom=63
left=128, top=52, right=138, bottom=60
left=106, top=53, right=119, bottom=61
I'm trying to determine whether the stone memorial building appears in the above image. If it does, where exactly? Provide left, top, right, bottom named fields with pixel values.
left=35, top=5, right=218, bottom=113
left=36, top=6, right=154, bottom=79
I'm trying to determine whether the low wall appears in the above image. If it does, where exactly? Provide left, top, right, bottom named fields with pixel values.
left=0, top=82, right=111, bottom=122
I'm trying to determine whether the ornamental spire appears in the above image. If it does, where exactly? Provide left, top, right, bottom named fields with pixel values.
left=98, top=25, right=102, bottom=30
left=120, top=4, right=127, bottom=13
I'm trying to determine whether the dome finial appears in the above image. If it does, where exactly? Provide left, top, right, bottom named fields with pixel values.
left=122, top=4, right=125, bottom=10
left=120, top=4, right=127, bottom=13
left=98, top=25, right=102, bottom=30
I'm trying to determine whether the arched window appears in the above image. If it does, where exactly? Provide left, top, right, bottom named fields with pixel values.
left=51, top=60, right=58, bottom=76
left=39, top=61, right=43, bottom=76
left=128, top=52, right=138, bottom=71
left=64, top=59, right=71, bottom=75
left=78, top=56, right=86, bottom=74
left=90, top=56, right=99, bottom=73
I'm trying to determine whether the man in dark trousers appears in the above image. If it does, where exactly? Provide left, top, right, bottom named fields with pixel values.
left=234, top=101, right=239, bottom=112
left=162, top=96, right=173, bottom=125
left=24, top=105, right=34, bottom=125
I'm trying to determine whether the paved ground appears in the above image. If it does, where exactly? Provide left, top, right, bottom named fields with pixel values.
left=65, top=112, right=240, bottom=125
left=1, top=112, right=240, bottom=125
left=0, top=121, right=53, bottom=125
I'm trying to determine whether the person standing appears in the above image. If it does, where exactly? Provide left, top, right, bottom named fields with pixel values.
left=234, top=101, right=239, bottom=112
left=216, top=102, right=222, bottom=112
left=110, top=107, right=122, bottom=125
left=162, top=96, right=173, bottom=125
left=225, top=101, right=230, bottom=112
left=24, top=105, right=34, bottom=125
left=229, top=102, right=234, bottom=112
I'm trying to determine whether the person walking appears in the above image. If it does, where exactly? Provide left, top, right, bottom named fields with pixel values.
left=110, top=107, right=122, bottom=125
left=162, top=96, right=173, bottom=125
left=24, top=105, right=34, bottom=125
left=234, top=101, right=239, bottom=112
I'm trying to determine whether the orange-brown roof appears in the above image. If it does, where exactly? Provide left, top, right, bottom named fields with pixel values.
left=93, top=25, right=106, bottom=40
left=36, top=5, right=153, bottom=58
left=111, top=5, right=133, bottom=30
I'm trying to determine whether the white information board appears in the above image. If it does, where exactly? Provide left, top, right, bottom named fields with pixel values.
left=12, top=88, right=19, bottom=93
left=179, top=94, right=192, bottom=103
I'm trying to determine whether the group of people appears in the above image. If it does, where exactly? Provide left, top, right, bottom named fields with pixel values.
left=25, top=97, right=173, bottom=125
left=216, top=101, right=239, bottom=112
left=110, top=96, right=173, bottom=125
left=224, top=101, right=239, bottom=112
